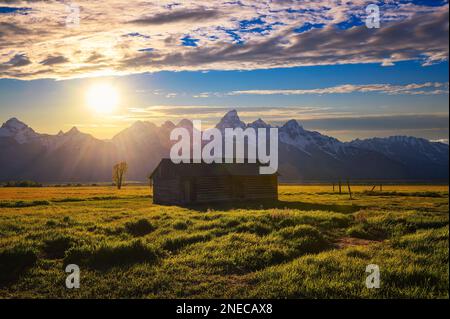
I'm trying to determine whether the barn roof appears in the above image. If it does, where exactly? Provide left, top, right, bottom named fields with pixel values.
left=150, top=159, right=278, bottom=178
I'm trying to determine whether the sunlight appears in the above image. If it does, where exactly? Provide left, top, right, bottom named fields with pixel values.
left=85, top=83, right=119, bottom=113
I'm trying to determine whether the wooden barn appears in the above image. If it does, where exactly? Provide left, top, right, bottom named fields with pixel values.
left=150, top=159, right=278, bottom=205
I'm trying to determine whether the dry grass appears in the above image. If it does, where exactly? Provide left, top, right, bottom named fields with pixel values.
left=0, top=186, right=151, bottom=201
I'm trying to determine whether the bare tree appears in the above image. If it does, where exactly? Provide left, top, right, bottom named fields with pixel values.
left=113, top=162, right=128, bottom=190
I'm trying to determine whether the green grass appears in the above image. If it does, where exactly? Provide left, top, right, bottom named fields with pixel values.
left=124, top=219, right=155, bottom=236
left=64, top=240, right=163, bottom=270
left=0, top=185, right=448, bottom=298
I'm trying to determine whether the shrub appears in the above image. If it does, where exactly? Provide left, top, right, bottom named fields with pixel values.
left=64, top=240, right=162, bottom=270
left=0, top=246, right=37, bottom=285
left=3, top=180, right=42, bottom=187
left=124, top=219, right=155, bottom=236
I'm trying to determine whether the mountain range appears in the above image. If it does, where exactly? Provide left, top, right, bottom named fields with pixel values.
left=0, top=110, right=448, bottom=183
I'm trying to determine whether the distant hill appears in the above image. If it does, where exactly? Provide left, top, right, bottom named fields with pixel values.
left=0, top=111, right=448, bottom=183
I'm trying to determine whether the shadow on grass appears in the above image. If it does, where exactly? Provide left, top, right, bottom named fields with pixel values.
left=0, top=200, right=50, bottom=208
left=0, top=247, right=37, bottom=287
left=361, top=191, right=446, bottom=198
left=64, top=240, right=162, bottom=270
left=176, top=200, right=360, bottom=214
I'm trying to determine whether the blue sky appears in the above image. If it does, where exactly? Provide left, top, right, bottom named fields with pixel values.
left=0, top=1, right=448, bottom=141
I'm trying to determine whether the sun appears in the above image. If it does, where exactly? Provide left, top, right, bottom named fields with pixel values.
left=86, top=83, right=119, bottom=113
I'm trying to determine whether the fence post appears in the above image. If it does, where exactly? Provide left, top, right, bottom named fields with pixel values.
left=347, top=180, right=353, bottom=200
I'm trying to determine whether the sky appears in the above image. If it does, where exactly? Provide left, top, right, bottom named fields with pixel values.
left=0, top=0, right=448, bottom=142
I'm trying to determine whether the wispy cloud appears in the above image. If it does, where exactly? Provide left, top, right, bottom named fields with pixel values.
left=228, top=82, right=450, bottom=96
left=0, top=1, right=448, bottom=79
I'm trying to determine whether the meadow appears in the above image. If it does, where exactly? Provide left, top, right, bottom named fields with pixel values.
left=0, top=184, right=448, bottom=298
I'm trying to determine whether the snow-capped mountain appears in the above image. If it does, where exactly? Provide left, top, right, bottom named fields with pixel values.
left=248, top=118, right=271, bottom=129
left=216, top=109, right=246, bottom=131
left=0, top=118, right=40, bottom=144
left=278, top=119, right=347, bottom=157
left=348, top=136, right=448, bottom=179
left=0, top=111, right=448, bottom=183
left=349, top=136, right=448, bottom=164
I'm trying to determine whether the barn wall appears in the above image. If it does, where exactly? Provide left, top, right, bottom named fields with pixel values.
left=243, top=175, right=278, bottom=200
left=153, top=177, right=182, bottom=204
left=153, top=170, right=278, bottom=205
left=196, top=176, right=234, bottom=202
left=195, top=175, right=278, bottom=203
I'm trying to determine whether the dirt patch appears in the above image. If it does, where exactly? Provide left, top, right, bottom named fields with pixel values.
left=335, top=237, right=382, bottom=249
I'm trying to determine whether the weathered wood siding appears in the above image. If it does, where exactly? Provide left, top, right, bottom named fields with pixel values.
left=243, top=175, right=278, bottom=200
left=152, top=163, right=278, bottom=205
left=192, top=175, right=277, bottom=203
left=196, top=176, right=234, bottom=202
left=153, top=178, right=182, bottom=204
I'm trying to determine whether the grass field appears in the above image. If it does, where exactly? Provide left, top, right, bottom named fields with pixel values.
left=0, top=185, right=448, bottom=298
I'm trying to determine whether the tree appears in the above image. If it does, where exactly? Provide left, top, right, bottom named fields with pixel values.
left=112, top=162, right=128, bottom=190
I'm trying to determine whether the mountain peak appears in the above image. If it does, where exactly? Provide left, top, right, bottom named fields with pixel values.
left=283, top=119, right=303, bottom=130
left=177, top=119, right=193, bottom=128
left=216, top=109, right=246, bottom=130
left=0, top=117, right=38, bottom=144
left=130, top=120, right=156, bottom=131
left=2, top=117, right=28, bottom=130
left=161, top=120, right=175, bottom=130
left=67, top=126, right=80, bottom=135
left=224, top=109, right=238, bottom=118
left=249, top=118, right=270, bottom=128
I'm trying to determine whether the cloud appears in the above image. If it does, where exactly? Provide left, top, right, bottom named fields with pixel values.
left=40, top=55, right=69, bottom=65
left=0, top=1, right=448, bottom=79
left=129, top=8, right=221, bottom=25
left=8, top=53, right=31, bottom=67
left=228, top=82, right=449, bottom=96
left=0, top=21, right=29, bottom=38
left=0, top=53, right=31, bottom=71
